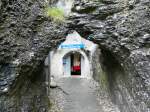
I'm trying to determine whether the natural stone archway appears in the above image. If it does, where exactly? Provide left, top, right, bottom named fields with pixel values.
left=0, top=0, right=149, bottom=112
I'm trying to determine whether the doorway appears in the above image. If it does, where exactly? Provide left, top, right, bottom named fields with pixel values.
left=63, top=52, right=82, bottom=76
left=71, top=53, right=81, bottom=76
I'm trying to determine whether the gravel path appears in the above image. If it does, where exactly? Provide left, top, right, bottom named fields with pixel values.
left=49, top=77, right=120, bottom=112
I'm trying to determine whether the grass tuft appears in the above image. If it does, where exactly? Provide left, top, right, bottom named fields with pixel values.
left=46, top=7, right=65, bottom=23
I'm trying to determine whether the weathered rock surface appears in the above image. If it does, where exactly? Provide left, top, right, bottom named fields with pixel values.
left=0, top=0, right=149, bottom=112
left=68, top=0, right=150, bottom=112
left=0, top=0, right=67, bottom=111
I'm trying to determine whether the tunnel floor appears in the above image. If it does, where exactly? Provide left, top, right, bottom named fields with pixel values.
left=49, top=78, right=120, bottom=112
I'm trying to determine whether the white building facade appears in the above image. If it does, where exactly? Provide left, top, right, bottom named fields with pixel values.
left=45, top=31, right=98, bottom=79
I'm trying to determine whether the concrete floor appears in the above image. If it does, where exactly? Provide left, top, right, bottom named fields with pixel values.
left=50, top=77, right=120, bottom=112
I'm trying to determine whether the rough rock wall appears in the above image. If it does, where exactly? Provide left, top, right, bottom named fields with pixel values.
left=0, top=0, right=149, bottom=112
left=69, top=0, right=150, bottom=112
left=0, top=0, right=67, bottom=111
left=91, top=47, right=102, bottom=81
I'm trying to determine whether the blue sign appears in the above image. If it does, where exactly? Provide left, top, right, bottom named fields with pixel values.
left=60, top=44, right=85, bottom=49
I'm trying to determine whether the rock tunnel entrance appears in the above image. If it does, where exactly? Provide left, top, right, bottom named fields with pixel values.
left=0, top=0, right=149, bottom=111
left=45, top=31, right=123, bottom=112
left=43, top=30, right=130, bottom=112
left=43, top=31, right=130, bottom=112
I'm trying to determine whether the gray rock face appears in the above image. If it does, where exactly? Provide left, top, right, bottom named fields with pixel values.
left=0, top=0, right=149, bottom=112
left=0, top=0, right=67, bottom=111
left=69, top=0, right=150, bottom=112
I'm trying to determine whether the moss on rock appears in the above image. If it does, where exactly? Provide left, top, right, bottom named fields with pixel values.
left=46, top=7, right=65, bottom=23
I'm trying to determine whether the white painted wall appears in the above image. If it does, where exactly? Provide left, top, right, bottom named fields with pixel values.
left=50, top=49, right=91, bottom=78
left=45, top=31, right=98, bottom=79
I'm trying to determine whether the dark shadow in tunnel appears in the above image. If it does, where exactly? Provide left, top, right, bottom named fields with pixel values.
left=100, top=49, right=129, bottom=111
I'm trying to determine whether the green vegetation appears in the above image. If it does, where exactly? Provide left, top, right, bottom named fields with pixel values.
left=46, top=7, right=65, bottom=23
